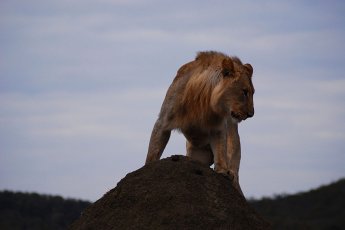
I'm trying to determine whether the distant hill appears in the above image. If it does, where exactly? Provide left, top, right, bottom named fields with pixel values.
left=0, top=190, right=90, bottom=230
left=250, top=178, right=345, bottom=230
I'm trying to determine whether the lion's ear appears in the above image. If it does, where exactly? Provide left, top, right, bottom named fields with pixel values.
left=222, top=58, right=235, bottom=78
left=244, top=63, right=253, bottom=77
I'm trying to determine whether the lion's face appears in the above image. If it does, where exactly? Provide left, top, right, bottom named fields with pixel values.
left=224, top=63, right=255, bottom=123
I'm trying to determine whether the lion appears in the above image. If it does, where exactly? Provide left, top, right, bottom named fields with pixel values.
left=145, top=51, right=254, bottom=195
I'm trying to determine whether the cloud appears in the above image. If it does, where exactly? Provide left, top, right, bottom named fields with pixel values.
left=1, top=88, right=165, bottom=139
left=0, top=88, right=165, bottom=199
left=250, top=77, right=345, bottom=147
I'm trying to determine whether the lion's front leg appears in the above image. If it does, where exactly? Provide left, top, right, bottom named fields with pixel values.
left=210, top=124, right=228, bottom=174
left=226, top=119, right=244, bottom=196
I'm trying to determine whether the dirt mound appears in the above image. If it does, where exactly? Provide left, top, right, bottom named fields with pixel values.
left=70, top=155, right=270, bottom=230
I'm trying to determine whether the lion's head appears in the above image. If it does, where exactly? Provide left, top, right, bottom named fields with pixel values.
left=177, top=51, right=254, bottom=127
left=216, top=56, right=254, bottom=123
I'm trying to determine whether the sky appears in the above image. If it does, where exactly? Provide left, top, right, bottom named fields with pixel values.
left=1, top=0, right=344, bottom=201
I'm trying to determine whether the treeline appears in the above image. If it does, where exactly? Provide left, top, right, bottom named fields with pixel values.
left=250, top=178, right=345, bottom=230
left=0, top=191, right=90, bottom=230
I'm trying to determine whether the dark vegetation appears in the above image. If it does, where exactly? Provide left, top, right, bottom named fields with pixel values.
left=1, top=158, right=344, bottom=229
left=0, top=190, right=90, bottom=230
left=250, top=178, right=345, bottom=230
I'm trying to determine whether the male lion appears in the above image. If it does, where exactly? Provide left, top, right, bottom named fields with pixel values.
left=145, top=51, right=254, bottom=195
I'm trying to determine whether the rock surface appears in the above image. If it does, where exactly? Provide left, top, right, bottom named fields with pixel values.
left=70, top=155, right=270, bottom=230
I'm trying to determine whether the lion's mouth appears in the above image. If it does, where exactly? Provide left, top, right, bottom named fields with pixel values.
left=231, top=112, right=246, bottom=122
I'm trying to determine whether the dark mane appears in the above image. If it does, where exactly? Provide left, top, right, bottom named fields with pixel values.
left=196, top=51, right=228, bottom=60
left=196, top=51, right=243, bottom=65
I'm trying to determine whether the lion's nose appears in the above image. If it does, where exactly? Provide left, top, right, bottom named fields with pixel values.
left=247, top=109, right=254, bottom=118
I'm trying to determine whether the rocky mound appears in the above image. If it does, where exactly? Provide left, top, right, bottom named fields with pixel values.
left=70, top=155, right=270, bottom=230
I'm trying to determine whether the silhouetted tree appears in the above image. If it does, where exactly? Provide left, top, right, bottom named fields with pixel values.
left=0, top=191, right=91, bottom=230
left=250, top=179, right=345, bottom=230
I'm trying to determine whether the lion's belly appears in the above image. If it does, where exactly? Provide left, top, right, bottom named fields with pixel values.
left=182, top=127, right=210, bottom=147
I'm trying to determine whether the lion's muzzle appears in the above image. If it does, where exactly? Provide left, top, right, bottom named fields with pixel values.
left=247, top=109, right=254, bottom=118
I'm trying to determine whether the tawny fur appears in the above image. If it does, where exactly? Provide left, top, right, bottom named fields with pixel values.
left=145, top=51, right=255, bottom=196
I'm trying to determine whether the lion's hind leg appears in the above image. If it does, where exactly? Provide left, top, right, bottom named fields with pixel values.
left=186, top=141, right=214, bottom=167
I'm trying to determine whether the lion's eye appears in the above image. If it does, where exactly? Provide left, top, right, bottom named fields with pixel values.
left=222, top=69, right=232, bottom=77
left=243, top=89, right=249, bottom=97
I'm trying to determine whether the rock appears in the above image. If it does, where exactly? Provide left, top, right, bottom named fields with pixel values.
left=70, top=155, right=270, bottom=230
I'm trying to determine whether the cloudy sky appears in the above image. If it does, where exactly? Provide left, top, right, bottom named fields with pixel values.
left=1, top=0, right=344, bottom=201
